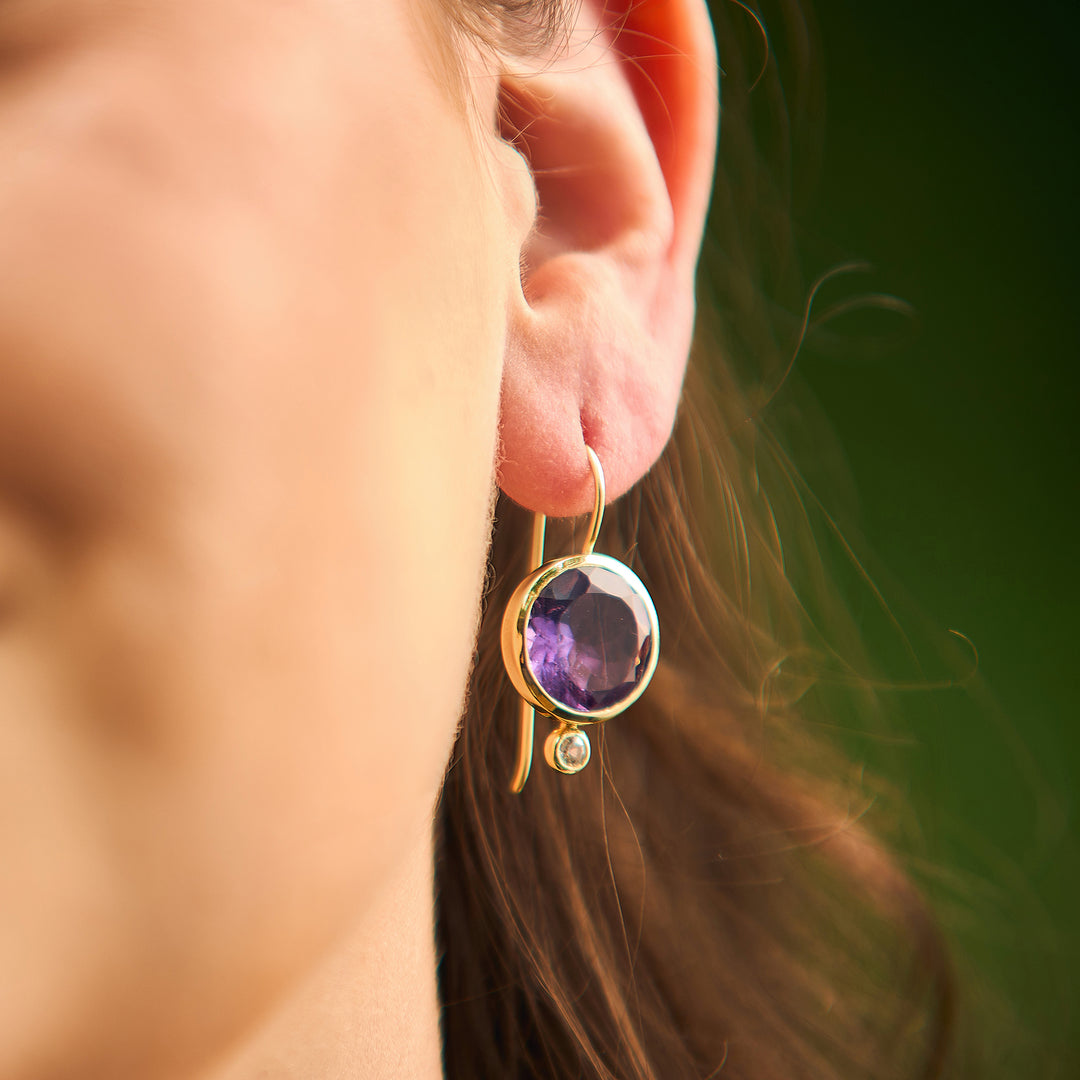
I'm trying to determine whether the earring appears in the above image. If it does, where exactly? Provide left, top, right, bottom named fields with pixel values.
left=501, top=447, right=660, bottom=793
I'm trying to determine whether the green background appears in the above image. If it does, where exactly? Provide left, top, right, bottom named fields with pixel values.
left=765, top=0, right=1077, bottom=1068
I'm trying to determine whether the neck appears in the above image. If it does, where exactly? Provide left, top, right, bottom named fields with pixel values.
left=206, top=829, right=444, bottom=1080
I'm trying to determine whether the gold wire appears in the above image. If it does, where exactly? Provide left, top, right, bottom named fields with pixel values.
left=582, top=446, right=606, bottom=556
left=509, top=510, right=547, bottom=793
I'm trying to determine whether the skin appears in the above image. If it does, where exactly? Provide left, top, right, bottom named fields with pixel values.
left=0, top=0, right=716, bottom=1076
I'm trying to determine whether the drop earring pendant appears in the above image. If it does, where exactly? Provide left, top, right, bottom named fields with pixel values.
left=502, top=447, right=660, bottom=793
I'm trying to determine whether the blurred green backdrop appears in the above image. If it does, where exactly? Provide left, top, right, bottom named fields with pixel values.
left=754, top=0, right=1079, bottom=1068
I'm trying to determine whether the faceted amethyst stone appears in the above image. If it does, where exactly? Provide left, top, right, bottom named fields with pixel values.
left=525, top=565, right=653, bottom=712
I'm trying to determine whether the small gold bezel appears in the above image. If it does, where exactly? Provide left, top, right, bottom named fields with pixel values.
left=544, top=724, right=592, bottom=774
left=500, top=552, right=660, bottom=726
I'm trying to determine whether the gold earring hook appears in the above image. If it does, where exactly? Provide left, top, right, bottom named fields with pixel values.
left=581, top=445, right=605, bottom=557
left=509, top=447, right=606, bottom=794
left=508, top=509, right=546, bottom=794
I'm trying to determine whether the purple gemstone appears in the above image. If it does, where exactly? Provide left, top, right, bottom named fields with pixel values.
left=525, top=565, right=653, bottom=712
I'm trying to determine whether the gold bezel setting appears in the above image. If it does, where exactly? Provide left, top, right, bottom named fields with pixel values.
left=544, top=724, right=592, bottom=774
left=500, top=552, right=660, bottom=725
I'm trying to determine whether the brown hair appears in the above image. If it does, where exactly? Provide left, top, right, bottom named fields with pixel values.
left=435, top=1, right=958, bottom=1076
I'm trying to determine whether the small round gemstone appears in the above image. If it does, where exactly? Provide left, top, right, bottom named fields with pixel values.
left=553, top=729, right=590, bottom=773
left=525, top=564, right=654, bottom=713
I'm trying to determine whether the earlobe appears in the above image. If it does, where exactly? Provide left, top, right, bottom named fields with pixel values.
left=497, top=0, right=718, bottom=517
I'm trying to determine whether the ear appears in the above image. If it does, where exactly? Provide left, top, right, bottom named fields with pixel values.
left=497, top=0, right=718, bottom=517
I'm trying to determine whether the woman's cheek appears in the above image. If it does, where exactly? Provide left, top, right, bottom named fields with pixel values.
left=0, top=5, right=513, bottom=1075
